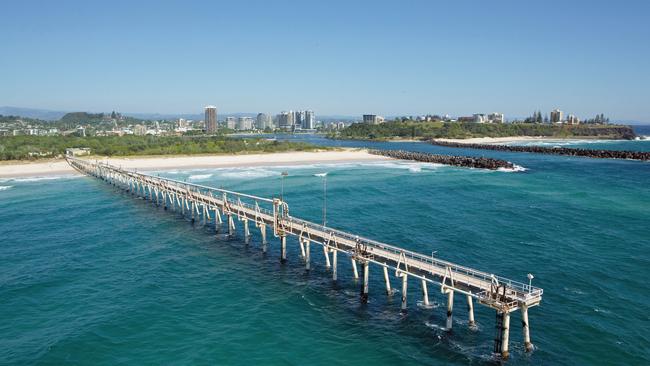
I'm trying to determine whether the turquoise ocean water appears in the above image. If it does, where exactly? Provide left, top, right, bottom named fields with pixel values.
left=1, top=128, right=649, bottom=365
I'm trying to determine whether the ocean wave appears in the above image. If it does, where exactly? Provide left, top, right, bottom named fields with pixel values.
left=0, top=175, right=81, bottom=183
left=188, top=174, right=213, bottom=181
left=0, top=185, right=13, bottom=191
left=497, top=164, right=527, bottom=172
left=365, top=161, right=444, bottom=172
left=219, top=168, right=278, bottom=179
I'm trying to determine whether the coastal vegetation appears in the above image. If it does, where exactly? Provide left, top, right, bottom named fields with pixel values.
left=0, top=135, right=324, bottom=161
left=333, top=121, right=636, bottom=140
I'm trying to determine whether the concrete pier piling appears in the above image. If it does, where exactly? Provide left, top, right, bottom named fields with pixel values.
left=467, top=295, right=476, bottom=327
left=401, top=274, right=408, bottom=312
left=332, top=249, right=338, bottom=281
left=383, top=266, right=392, bottom=295
left=446, top=290, right=454, bottom=330
left=522, top=304, right=533, bottom=352
left=260, top=224, right=267, bottom=253
left=244, top=219, right=250, bottom=244
left=421, top=279, right=430, bottom=307
left=67, top=157, right=544, bottom=358
left=323, top=246, right=331, bottom=268
left=361, top=261, right=369, bottom=302
left=280, top=235, right=287, bottom=263
left=305, top=239, right=311, bottom=271
left=351, top=259, right=359, bottom=280
left=501, top=312, right=511, bottom=359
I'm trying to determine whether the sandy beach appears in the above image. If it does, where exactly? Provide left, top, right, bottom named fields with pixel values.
left=0, top=150, right=388, bottom=179
left=435, top=136, right=579, bottom=144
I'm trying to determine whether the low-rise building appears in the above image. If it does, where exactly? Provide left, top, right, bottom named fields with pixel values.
left=362, top=114, right=385, bottom=124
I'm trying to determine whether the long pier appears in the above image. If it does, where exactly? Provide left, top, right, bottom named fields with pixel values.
left=67, top=157, right=543, bottom=359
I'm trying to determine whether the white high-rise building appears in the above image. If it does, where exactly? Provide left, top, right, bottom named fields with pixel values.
left=303, top=110, right=315, bottom=129
left=256, top=113, right=272, bottom=130
left=278, top=111, right=294, bottom=130
left=237, top=117, right=254, bottom=130
left=226, top=117, right=236, bottom=129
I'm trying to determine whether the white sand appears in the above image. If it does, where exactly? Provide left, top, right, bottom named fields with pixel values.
left=435, top=136, right=565, bottom=144
left=0, top=150, right=388, bottom=178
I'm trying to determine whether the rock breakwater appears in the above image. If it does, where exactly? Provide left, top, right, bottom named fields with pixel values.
left=429, top=140, right=650, bottom=161
left=369, top=149, right=517, bottom=170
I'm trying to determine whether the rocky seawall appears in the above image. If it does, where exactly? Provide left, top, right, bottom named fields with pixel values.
left=369, top=149, right=517, bottom=170
left=429, top=140, right=650, bottom=161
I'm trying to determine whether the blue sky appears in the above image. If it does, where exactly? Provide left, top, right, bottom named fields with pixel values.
left=1, top=0, right=649, bottom=120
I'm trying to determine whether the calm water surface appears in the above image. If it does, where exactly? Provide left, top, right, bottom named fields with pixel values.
left=1, top=129, right=649, bottom=365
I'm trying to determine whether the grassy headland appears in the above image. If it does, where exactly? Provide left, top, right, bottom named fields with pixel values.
left=332, top=121, right=636, bottom=141
left=0, top=135, right=325, bottom=161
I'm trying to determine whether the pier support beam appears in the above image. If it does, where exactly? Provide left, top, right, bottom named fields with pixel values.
left=243, top=219, right=250, bottom=244
left=421, top=280, right=430, bottom=307
left=323, top=246, right=331, bottom=269
left=305, top=239, right=310, bottom=271
left=280, top=235, right=287, bottom=263
left=299, top=239, right=306, bottom=258
left=383, top=266, right=392, bottom=295
left=260, top=224, right=267, bottom=253
left=467, top=295, right=476, bottom=328
left=361, top=261, right=369, bottom=302
left=214, top=208, right=221, bottom=233
left=522, top=304, right=533, bottom=352
left=332, top=249, right=337, bottom=281
left=501, top=312, right=511, bottom=359
left=351, top=258, right=359, bottom=280
left=401, top=274, right=408, bottom=312
left=228, top=214, right=234, bottom=236
left=446, top=290, right=454, bottom=330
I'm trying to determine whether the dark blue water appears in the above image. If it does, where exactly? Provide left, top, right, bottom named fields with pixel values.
left=1, top=130, right=649, bottom=364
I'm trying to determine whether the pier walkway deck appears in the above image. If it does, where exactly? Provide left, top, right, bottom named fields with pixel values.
left=67, top=157, right=543, bottom=358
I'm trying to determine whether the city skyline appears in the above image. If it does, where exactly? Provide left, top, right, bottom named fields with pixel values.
left=2, top=1, right=649, bottom=121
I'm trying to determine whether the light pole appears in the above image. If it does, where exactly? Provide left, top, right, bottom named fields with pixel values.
left=280, top=171, right=288, bottom=201
left=315, top=172, right=327, bottom=227
left=527, top=273, right=534, bottom=293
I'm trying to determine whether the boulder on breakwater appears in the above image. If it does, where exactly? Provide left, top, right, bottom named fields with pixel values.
left=429, top=140, right=650, bottom=161
left=369, top=149, right=517, bottom=170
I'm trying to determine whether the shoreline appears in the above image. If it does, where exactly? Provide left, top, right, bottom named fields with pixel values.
left=0, top=150, right=388, bottom=179
left=433, top=136, right=625, bottom=144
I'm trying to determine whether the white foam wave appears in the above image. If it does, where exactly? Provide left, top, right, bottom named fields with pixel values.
left=0, top=185, right=13, bottom=191
left=0, top=175, right=81, bottom=183
left=218, top=168, right=278, bottom=179
left=497, top=164, right=527, bottom=172
left=365, top=161, right=444, bottom=171
left=188, top=174, right=213, bottom=181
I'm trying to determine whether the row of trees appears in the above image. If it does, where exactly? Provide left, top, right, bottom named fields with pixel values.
left=0, top=135, right=323, bottom=161
left=520, top=111, right=610, bottom=124
left=334, top=120, right=634, bottom=140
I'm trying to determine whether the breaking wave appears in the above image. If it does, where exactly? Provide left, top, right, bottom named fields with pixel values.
left=0, top=185, right=13, bottom=191
left=188, top=174, right=213, bottom=181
